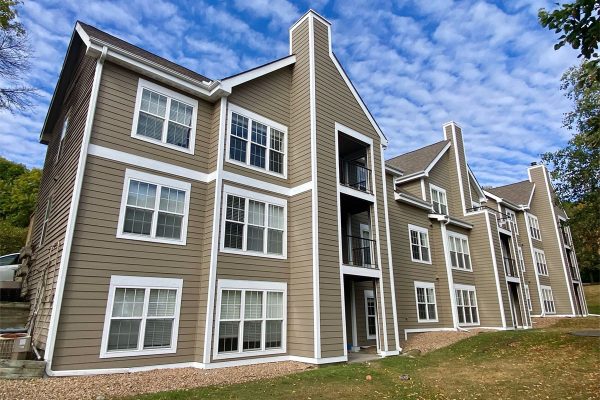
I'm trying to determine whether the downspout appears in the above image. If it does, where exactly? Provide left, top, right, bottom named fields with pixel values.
left=439, top=215, right=460, bottom=330
left=45, top=46, right=108, bottom=375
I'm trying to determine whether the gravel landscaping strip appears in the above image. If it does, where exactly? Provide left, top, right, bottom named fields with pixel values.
left=0, top=361, right=311, bottom=400
left=400, top=329, right=483, bottom=354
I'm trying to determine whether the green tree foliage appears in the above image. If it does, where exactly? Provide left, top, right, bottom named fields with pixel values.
left=0, top=219, right=27, bottom=254
left=539, top=1, right=600, bottom=282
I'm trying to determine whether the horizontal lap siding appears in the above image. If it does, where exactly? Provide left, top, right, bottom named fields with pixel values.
left=427, top=152, right=462, bottom=217
left=90, top=62, right=213, bottom=173
left=52, top=155, right=209, bottom=371
left=26, top=52, right=96, bottom=350
left=401, top=180, right=423, bottom=200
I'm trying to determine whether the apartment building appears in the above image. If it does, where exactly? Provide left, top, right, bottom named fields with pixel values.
left=21, top=10, right=585, bottom=376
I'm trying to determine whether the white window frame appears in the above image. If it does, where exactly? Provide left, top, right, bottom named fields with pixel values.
left=447, top=231, right=472, bottom=271
left=116, top=169, right=191, bottom=246
left=540, top=285, right=556, bottom=314
left=524, top=284, right=532, bottom=311
left=364, top=289, right=377, bottom=340
left=430, top=184, right=448, bottom=215
left=213, top=279, right=287, bottom=360
left=220, top=185, right=287, bottom=259
left=505, top=209, right=518, bottom=234
left=226, top=103, right=288, bottom=178
left=517, top=246, right=526, bottom=272
left=454, top=284, right=480, bottom=327
left=55, top=110, right=70, bottom=163
left=528, top=214, right=542, bottom=241
left=131, top=78, right=198, bottom=154
left=414, top=281, right=438, bottom=323
left=408, top=224, right=431, bottom=264
left=100, top=275, right=183, bottom=358
left=534, top=249, right=549, bottom=276
left=38, top=198, right=52, bottom=247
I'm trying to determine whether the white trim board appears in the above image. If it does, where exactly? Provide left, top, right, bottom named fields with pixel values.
left=221, top=55, right=296, bottom=91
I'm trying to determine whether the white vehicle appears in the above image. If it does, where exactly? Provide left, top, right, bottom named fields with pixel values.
left=0, top=253, right=20, bottom=283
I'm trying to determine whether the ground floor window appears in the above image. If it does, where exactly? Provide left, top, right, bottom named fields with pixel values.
left=455, top=284, right=479, bottom=326
left=214, top=280, right=286, bottom=359
left=541, top=285, right=555, bottom=314
left=100, top=276, right=183, bottom=358
left=414, top=281, right=438, bottom=322
left=364, top=290, right=377, bottom=339
left=524, top=284, right=532, bottom=311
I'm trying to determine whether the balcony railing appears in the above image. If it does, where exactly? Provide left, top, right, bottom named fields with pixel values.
left=503, top=257, right=518, bottom=278
left=342, top=235, right=378, bottom=269
left=340, top=161, right=372, bottom=194
left=467, top=205, right=512, bottom=231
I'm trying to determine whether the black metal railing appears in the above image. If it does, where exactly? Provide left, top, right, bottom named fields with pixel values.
left=467, top=206, right=512, bottom=230
left=503, top=257, right=518, bottom=278
left=342, top=235, right=378, bottom=269
left=340, top=161, right=372, bottom=194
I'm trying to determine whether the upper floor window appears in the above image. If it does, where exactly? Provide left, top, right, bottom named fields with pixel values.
left=408, top=224, right=431, bottom=264
left=517, top=246, right=526, bottom=272
left=505, top=209, right=518, bottom=234
left=430, top=184, right=448, bottom=215
left=414, top=282, right=438, bottom=323
left=131, top=79, right=198, bottom=154
left=221, top=185, right=286, bottom=258
left=55, top=111, right=70, bottom=163
left=117, top=169, right=191, bottom=245
left=227, top=104, right=287, bottom=177
left=534, top=249, right=549, bottom=276
left=38, top=198, right=52, bottom=247
left=528, top=214, right=541, bottom=241
left=448, top=231, right=472, bottom=271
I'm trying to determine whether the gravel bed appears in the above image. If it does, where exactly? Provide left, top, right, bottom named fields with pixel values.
left=401, top=329, right=484, bottom=354
left=0, top=361, right=311, bottom=400
left=530, top=317, right=562, bottom=329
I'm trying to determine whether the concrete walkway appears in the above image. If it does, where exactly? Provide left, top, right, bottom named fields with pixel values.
left=347, top=352, right=381, bottom=363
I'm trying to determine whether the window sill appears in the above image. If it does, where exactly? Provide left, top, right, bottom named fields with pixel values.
left=132, top=133, right=195, bottom=155
left=417, top=319, right=439, bottom=323
left=451, top=267, right=473, bottom=272
left=458, top=322, right=480, bottom=327
left=225, top=158, right=287, bottom=180
left=100, top=346, right=176, bottom=359
left=213, top=348, right=285, bottom=360
left=411, top=258, right=432, bottom=265
left=219, top=247, right=286, bottom=260
left=116, top=232, right=187, bottom=246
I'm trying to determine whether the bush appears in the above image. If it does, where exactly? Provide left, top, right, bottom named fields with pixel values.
left=0, top=219, right=27, bottom=255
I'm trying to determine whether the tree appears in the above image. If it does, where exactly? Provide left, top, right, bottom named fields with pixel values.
left=0, top=0, right=34, bottom=112
left=0, top=156, right=41, bottom=228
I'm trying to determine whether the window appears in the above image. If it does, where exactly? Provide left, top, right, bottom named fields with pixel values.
left=55, top=112, right=69, bottom=163
left=100, top=276, right=183, bottom=358
left=227, top=104, right=287, bottom=177
left=221, top=186, right=286, bottom=258
left=528, top=214, right=541, bottom=241
left=430, top=184, right=448, bottom=215
left=364, top=290, right=377, bottom=339
left=455, top=285, right=479, bottom=326
left=517, top=246, right=526, bottom=272
left=214, top=280, right=286, bottom=359
left=540, top=286, right=555, bottom=314
left=131, top=79, right=198, bottom=154
left=534, top=250, right=549, bottom=276
left=505, top=209, right=518, bottom=234
left=524, top=284, right=532, bottom=311
left=117, top=169, right=191, bottom=245
left=414, top=282, right=438, bottom=322
left=447, top=232, right=472, bottom=271
left=38, top=198, right=52, bottom=247
left=408, top=225, right=431, bottom=264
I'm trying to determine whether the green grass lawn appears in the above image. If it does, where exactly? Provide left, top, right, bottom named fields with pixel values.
left=127, top=318, right=600, bottom=400
left=585, top=284, right=600, bottom=314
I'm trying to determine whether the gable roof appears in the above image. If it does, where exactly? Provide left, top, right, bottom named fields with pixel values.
left=386, top=140, right=450, bottom=177
left=487, top=180, right=535, bottom=206
left=77, top=22, right=212, bottom=83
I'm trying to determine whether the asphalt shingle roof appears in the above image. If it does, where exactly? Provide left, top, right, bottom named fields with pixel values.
left=487, top=180, right=535, bottom=206
left=386, top=140, right=450, bottom=175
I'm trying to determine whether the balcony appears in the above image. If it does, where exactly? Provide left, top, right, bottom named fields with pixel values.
left=342, top=235, right=377, bottom=269
left=340, top=161, right=372, bottom=194
left=503, top=257, right=518, bottom=278
left=467, top=205, right=512, bottom=232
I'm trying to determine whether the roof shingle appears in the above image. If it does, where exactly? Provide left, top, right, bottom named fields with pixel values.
left=386, top=140, right=450, bottom=176
left=487, top=180, right=535, bottom=206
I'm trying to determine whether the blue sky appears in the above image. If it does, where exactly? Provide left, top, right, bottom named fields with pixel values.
left=0, top=0, right=577, bottom=187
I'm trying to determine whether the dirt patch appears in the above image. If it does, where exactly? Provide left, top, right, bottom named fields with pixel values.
left=530, top=317, right=562, bottom=329
left=0, top=361, right=311, bottom=400
left=401, top=329, right=484, bottom=354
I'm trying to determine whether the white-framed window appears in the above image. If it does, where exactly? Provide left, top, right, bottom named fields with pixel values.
left=364, top=290, right=377, bottom=340
left=524, top=284, right=532, bottom=311
left=540, top=285, right=555, bottom=314
left=534, top=249, right=549, bottom=276
left=55, top=111, right=69, bottom=163
left=447, top=231, right=472, bottom=271
left=430, top=184, right=448, bottom=215
left=414, top=281, right=438, bottom=323
left=528, top=214, right=541, bottom=241
left=100, top=275, right=183, bottom=358
left=455, top=284, right=479, bottom=326
left=221, top=185, right=287, bottom=258
left=226, top=103, right=288, bottom=178
left=131, top=79, right=198, bottom=154
left=505, top=209, right=518, bottom=234
left=214, top=279, right=286, bottom=359
left=117, top=169, right=191, bottom=246
left=38, top=198, right=52, bottom=247
left=517, top=246, right=526, bottom=272
left=408, top=224, right=431, bottom=264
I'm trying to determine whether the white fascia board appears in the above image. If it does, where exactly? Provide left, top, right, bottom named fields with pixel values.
left=394, top=192, right=432, bottom=210
left=385, top=165, right=403, bottom=177
left=423, top=142, right=452, bottom=175
left=394, top=171, right=426, bottom=184
left=467, top=166, right=487, bottom=201
left=482, top=190, right=521, bottom=211
left=221, top=55, right=296, bottom=91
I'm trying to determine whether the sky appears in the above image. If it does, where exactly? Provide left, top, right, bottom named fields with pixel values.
left=0, top=0, right=578, bottom=187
